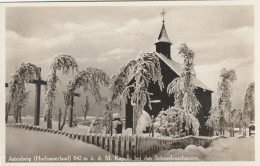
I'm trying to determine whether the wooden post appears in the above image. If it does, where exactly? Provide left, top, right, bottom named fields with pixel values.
left=94, top=134, right=98, bottom=146
left=131, top=135, right=136, bottom=160
left=98, top=134, right=103, bottom=148
left=120, top=135, right=125, bottom=158
left=114, top=135, right=119, bottom=156
left=109, top=135, right=114, bottom=154
left=29, top=68, right=47, bottom=126
left=69, top=93, right=80, bottom=127
left=125, top=136, right=130, bottom=159
left=86, top=133, right=90, bottom=143
left=104, top=135, right=109, bottom=151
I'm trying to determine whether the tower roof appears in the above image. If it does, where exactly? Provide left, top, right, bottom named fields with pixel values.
left=155, top=22, right=172, bottom=45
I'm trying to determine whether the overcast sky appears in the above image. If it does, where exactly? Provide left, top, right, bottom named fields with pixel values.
left=5, top=5, right=254, bottom=117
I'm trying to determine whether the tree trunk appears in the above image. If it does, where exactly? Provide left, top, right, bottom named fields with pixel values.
left=44, top=114, right=47, bottom=122
left=69, top=107, right=73, bottom=127
left=18, top=112, right=22, bottom=123
left=219, top=111, right=225, bottom=136
left=69, top=96, right=74, bottom=128
left=110, top=111, right=113, bottom=136
left=47, top=109, right=52, bottom=129
left=229, top=124, right=232, bottom=137
left=239, top=122, right=242, bottom=135
left=84, top=111, right=87, bottom=120
left=132, top=108, right=138, bottom=134
left=14, top=105, right=18, bottom=123
left=17, top=106, right=22, bottom=123
left=58, top=108, right=62, bottom=130
left=60, top=106, right=68, bottom=131
left=243, top=123, right=247, bottom=136
left=5, top=103, right=10, bottom=123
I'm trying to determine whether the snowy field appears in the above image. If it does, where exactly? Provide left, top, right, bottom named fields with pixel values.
left=158, top=137, right=255, bottom=161
left=7, top=115, right=92, bottom=134
left=6, top=127, right=114, bottom=162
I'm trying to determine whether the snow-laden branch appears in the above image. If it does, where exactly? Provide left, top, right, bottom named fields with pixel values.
left=44, top=54, right=79, bottom=112
left=7, top=63, right=41, bottom=123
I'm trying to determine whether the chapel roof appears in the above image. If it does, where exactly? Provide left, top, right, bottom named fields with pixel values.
left=155, top=52, right=213, bottom=92
left=155, top=22, right=172, bottom=45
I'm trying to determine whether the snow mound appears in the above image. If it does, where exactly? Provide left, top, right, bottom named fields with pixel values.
left=167, top=145, right=209, bottom=160
left=123, top=128, right=132, bottom=135
left=161, top=137, right=255, bottom=161
left=113, top=113, right=120, bottom=120
left=136, top=110, right=152, bottom=135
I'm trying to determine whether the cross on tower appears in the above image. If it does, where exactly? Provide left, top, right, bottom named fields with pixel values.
left=160, top=8, right=167, bottom=22
left=29, top=68, right=47, bottom=126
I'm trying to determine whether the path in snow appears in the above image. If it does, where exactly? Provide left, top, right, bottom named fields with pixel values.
left=6, top=127, right=114, bottom=162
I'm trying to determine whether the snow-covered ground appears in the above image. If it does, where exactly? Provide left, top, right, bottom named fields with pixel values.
left=158, top=137, right=255, bottom=161
left=7, top=115, right=92, bottom=134
left=6, top=116, right=255, bottom=162
left=6, top=127, right=114, bottom=162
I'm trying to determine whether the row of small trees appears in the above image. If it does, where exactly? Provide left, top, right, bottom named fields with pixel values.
left=6, top=43, right=254, bottom=137
left=205, top=68, right=255, bottom=136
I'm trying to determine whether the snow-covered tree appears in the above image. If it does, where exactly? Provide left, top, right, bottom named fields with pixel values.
left=61, top=67, right=109, bottom=130
left=89, top=116, right=104, bottom=133
left=166, top=43, right=201, bottom=135
left=228, top=108, right=242, bottom=137
left=7, top=63, right=41, bottom=123
left=44, top=54, right=78, bottom=127
left=154, top=107, right=182, bottom=137
left=206, top=68, right=236, bottom=135
left=110, top=52, right=164, bottom=134
left=102, top=98, right=121, bottom=135
left=242, top=82, right=255, bottom=135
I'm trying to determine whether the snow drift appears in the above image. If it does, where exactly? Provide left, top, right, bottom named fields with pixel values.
left=160, top=137, right=255, bottom=161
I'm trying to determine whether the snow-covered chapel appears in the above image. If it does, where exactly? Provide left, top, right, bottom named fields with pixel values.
left=125, top=19, right=213, bottom=136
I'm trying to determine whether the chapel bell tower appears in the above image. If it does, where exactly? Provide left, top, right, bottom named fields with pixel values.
left=155, top=9, right=172, bottom=59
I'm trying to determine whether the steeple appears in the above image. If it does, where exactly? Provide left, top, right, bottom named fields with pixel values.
left=155, top=9, right=172, bottom=59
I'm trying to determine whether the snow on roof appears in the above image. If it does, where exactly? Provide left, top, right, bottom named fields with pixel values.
left=155, top=22, right=172, bottom=45
left=155, top=52, right=213, bottom=92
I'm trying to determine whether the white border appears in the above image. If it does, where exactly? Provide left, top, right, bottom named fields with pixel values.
left=0, top=1, right=259, bottom=166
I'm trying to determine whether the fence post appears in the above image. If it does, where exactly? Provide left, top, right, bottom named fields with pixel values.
left=99, top=134, right=103, bottom=148
left=93, top=134, right=97, bottom=145
left=82, top=134, right=85, bottom=142
left=95, top=134, right=99, bottom=146
left=89, top=133, right=93, bottom=144
left=137, top=136, right=141, bottom=159
left=126, top=135, right=130, bottom=159
left=114, top=135, right=119, bottom=156
left=109, top=135, right=114, bottom=154
left=86, top=133, right=90, bottom=143
left=120, top=135, right=125, bottom=158
left=131, top=135, right=137, bottom=160
left=104, top=134, right=109, bottom=151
